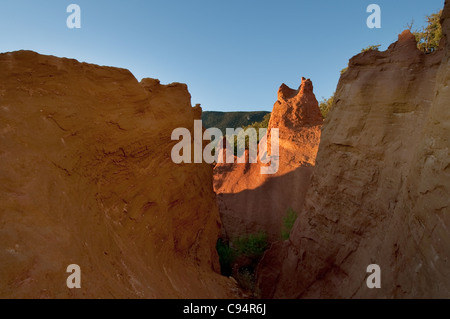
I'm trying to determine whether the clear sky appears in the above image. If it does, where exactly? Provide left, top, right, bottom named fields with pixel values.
left=0, top=0, right=444, bottom=111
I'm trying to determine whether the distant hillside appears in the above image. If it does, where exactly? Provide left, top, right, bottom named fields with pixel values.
left=202, top=111, right=270, bottom=134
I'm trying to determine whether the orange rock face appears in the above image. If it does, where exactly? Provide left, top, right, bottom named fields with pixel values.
left=257, top=2, right=450, bottom=299
left=0, top=51, right=238, bottom=298
left=213, top=78, right=323, bottom=241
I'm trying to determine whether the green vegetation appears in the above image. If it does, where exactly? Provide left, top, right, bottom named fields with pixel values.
left=361, top=44, right=381, bottom=53
left=201, top=111, right=271, bottom=159
left=216, top=232, right=269, bottom=292
left=319, top=93, right=335, bottom=118
left=408, top=9, right=443, bottom=53
left=243, top=113, right=271, bottom=132
left=233, top=113, right=271, bottom=156
left=281, top=208, right=298, bottom=240
left=202, top=111, right=270, bottom=136
left=216, top=238, right=234, bottom=276
left=233, top=232, right=269, bottom=258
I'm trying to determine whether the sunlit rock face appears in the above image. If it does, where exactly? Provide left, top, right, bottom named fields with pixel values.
left=0, top=50, right=238, bottom=298
left=213, top=77, right=323, bottom=242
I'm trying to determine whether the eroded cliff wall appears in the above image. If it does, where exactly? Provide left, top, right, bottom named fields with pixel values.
left=257, top=2, right=450, bottom=298
left=0, top=51, right=238, bottom=298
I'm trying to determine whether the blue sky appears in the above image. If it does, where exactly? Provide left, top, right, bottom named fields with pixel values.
left=0, top=0, right=444, bottom=111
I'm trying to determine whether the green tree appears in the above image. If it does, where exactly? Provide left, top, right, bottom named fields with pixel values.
left=412, top=10, right=443, bottom=53
left=319, top=93, right=335, bottom=118
left=233, top=113, right=271, bottom=156
left=243, top=113, right=271, bottom=135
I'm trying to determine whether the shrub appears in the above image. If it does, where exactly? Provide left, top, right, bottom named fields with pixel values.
left=319, top=94, right=335, bottom=118
left=281, top=208, right=298, bottom=240
left=216, top=232, right=269, bottom=294
left=361, top=44, right=381, bottom=53
left=233, top=232, right=269, bottom=259
left=216, top=232, right=269, bottom=274
left=216, top=238, right=235, bottom=277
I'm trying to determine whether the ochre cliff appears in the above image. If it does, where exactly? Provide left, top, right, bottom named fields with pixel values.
left=213, top=78, right=322, bottom=242
left=0, top=51, right=238, bottom=298
left=257, top=2, right=450, bottom=298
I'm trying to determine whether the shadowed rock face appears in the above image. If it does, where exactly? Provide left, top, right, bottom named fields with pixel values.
left=0, top=51, right=238, bottom=298
left=257, top=2, right=450, bottom=299
left=213, top=78, right=323, bottom=242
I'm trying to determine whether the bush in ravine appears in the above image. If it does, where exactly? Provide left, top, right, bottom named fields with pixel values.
left=216, top=232, right=269, bottom=293
left=233, top=232, right=269, bottom=259
left=216, top=238, right=234, bottom=277
left=281, top=208, right=298, bottom=240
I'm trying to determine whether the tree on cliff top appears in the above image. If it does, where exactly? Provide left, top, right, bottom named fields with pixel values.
left=408, top=9, right=443, bottom=53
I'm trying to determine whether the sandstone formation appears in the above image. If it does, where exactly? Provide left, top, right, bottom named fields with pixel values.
left=257, top=2, right=450, bottom=298
left=213, top=78, right=323, bottom=242
left=0, top=51, right=239, bottom=298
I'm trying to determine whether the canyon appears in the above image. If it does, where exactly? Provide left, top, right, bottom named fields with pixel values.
left=1, top=1, right=449, bottom=299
